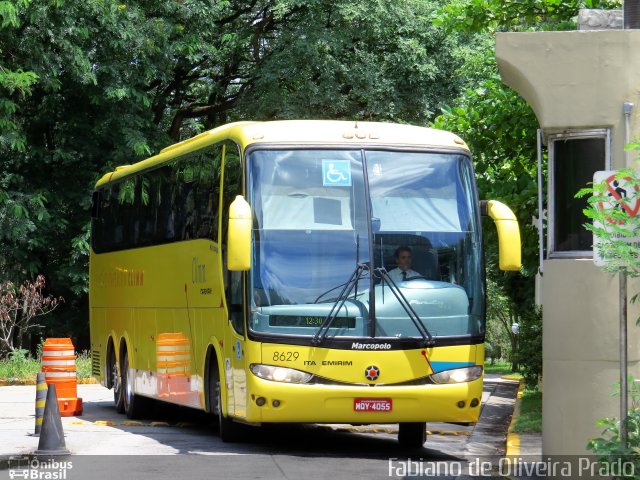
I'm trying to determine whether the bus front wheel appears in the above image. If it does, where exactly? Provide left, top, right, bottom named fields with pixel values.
left=212, top=366, right=246, bottom=442
left=398, top=422, right=427, bottom=448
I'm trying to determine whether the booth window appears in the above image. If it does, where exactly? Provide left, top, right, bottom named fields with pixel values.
left=548, top=130, right=609, bottom=257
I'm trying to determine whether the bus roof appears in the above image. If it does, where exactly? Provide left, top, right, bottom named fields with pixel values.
left=95, top=120, right=469, bottom=188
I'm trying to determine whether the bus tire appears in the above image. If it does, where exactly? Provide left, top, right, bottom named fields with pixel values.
left=398, top=422, right=427, bottom=448
left=212, top=364, right=246, bottom=442
left=122, top=349, right=151, bottom=419
left=110, top=347, right=124, bottom=413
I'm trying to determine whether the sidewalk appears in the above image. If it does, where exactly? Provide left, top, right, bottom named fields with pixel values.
left=505, top=380, right=542, bottom=460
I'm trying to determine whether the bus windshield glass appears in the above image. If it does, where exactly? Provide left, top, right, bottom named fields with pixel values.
left=247, top=149, right=483, bottom=343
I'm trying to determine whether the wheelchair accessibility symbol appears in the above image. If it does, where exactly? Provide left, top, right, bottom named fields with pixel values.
left=322, top=160, right=351, bottom=186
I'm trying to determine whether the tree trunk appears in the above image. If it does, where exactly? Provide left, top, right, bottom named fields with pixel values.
left=510, top=333, right=519, bottom=372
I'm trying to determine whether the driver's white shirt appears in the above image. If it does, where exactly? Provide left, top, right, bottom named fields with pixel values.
left=387, top=267, right=421, bottom=283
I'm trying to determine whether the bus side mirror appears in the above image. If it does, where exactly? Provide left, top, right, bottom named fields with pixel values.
left=227, top=195, right=251, bottom=271
left=480, top=200, right=521, bottom=271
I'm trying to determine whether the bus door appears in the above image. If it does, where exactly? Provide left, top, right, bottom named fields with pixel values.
left=221, top=140, right=247, bottom=418
left=226, top=270, right=247, bottom=417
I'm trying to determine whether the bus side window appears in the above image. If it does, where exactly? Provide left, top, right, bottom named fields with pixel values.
left=195, top=147, right=220, bottom=241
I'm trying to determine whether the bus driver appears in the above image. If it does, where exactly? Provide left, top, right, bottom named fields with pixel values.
left=387, top=246, right=421, bottom=283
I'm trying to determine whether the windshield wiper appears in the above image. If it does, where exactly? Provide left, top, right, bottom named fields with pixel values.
left=314, top=281, right=350, bottom=304
left=312, top=263, right=369, bottom=345
left=375, top=267, right=435, bottom=347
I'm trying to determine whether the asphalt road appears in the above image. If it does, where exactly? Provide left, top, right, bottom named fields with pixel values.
left=0, top=376, right=519, bottom=480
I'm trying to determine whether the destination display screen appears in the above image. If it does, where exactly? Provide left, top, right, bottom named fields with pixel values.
left=269, top=315, right=356, bottom=328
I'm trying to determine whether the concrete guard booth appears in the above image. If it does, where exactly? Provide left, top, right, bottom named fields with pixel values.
left=496, top=11, right=640, bottom=454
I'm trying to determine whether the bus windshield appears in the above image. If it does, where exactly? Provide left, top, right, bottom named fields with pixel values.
left=247, top=148, right=484, bottom=343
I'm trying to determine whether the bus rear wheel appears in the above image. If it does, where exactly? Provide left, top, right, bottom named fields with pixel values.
left=398, top=422, right=427, bottom=448
left=111, top=349, right=124, bottom=413
left=122, top=350, right=151, bottom=419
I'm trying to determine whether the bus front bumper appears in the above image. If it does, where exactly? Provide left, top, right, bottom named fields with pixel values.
left=239, top=376, right=483, bottom=424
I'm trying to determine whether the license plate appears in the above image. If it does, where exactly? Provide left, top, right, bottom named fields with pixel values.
left=353, top=398, right=392, bottom=412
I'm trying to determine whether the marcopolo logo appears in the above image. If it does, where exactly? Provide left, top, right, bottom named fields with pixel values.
left=351, top=342, right=392, bottom=350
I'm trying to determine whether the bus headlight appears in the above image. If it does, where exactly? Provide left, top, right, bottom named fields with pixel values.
left=250, top=364, right=313, bottom=384
left=430, top=366, right=483, bottom=384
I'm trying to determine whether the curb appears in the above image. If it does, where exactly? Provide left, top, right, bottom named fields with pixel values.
left=505, top=379, right=525, bottom=456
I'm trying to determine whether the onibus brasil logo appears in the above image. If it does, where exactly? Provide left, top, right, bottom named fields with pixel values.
left=8, top=456, right=73, bottom=480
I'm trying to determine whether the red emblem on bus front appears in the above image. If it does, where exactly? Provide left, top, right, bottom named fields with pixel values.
left=365, top=365, right=380, bottom=381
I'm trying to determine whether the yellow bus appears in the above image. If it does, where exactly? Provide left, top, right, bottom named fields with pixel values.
left=89, top=120, right=520, bottom=447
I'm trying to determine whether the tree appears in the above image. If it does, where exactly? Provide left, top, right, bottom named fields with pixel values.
left=0, top=0, right=465, bottom=346
left=432, top=76, right=540, bottom=349
left=0, top=0, right=38, bottom=152
left=237, top=0, right=462, bottom=124
left=518, top=305, right=543, bottom=388
left=0, top=275, right=62, bottom=354
left=0, top=0, right=44, bottom=280
left=431, top=0, right=621, bottom=369
left=486, top=278, right=520, bottom=371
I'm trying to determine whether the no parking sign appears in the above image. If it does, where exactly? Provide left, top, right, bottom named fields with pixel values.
left=592, top=170, right=640, bottom=266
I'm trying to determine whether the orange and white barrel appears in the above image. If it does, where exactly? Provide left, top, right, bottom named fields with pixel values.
left=41, top=338, right=83, bottom=416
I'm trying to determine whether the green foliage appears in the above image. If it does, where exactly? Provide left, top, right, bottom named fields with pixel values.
left=0, top=348, right=40, bottom=379
left=434, top=79, right=540, bottom=280
left=485, top=278, right=518, bottom=369
left=0, top=190, right=49, bottom=275
left=513, top=388, right=542, bottom=433
left=0, top=0, right=29, bottom=29
left=433, top=0, right=581, bottom=383
left=518, top=305, right=543, bottom=389
left=484, top=340, right=503, bottom=364
left=431, top=0, right=621, bottom=296
left=485, top=281, right=543, bottom=383
left=434, top=0, right=621, bottom=33
left=0, top=347, right=92, bottom=380
left=483, top=359, right=512, bottom=374
left=587, top=379, right=640, bottom=477
left=433, top=75, right=541, bottom=332
left=0, top=0, right=38, bottom=153
left=240, top=0, right=462, bottom=123
left=35, top=336, right=45, bottom=360
left=75, top=350, right=92, bottom=379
